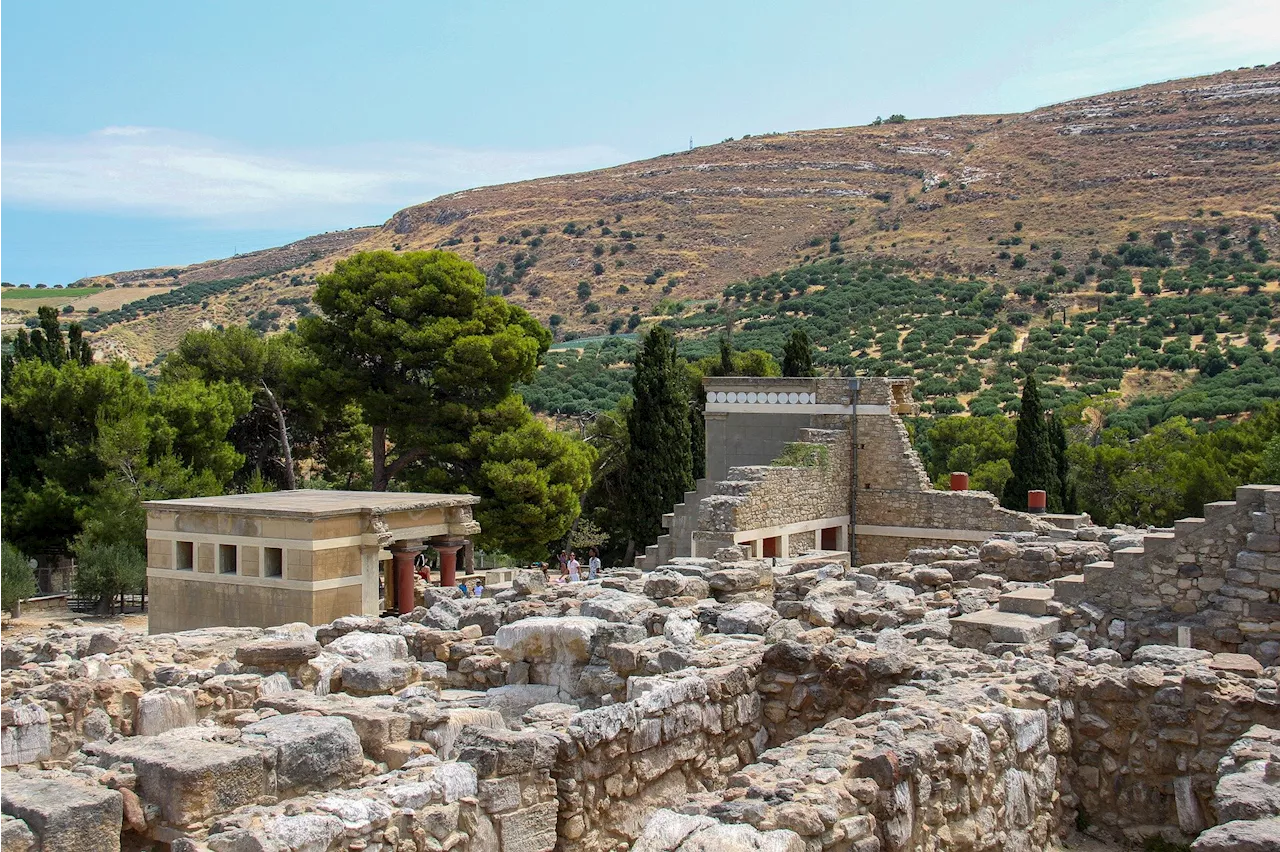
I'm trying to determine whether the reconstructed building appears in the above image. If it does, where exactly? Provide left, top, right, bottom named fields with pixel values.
left=640, top=376, right=1056, bottom=569
left=144, top=490, right=479, bottom=633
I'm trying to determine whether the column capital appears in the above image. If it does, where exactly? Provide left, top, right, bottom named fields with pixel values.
left=388, top=540, right=430, bottom=554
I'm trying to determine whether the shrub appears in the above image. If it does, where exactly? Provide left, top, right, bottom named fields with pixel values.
left=73, top=542, right=145, bottom=613
left=577, top=280, right=592, bottom=300
left=1, top=543, right=37, bottom=610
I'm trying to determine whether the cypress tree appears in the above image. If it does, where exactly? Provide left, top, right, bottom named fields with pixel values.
left=718, top=337, right=735, bottom=377
left=782, top=327, right=815, bottom=377
left=1001, top=374, right=1059, bottom=510
left=626, top=326, right=694, bottom=548
left=1048, top=413, right=1076, bottom=513
left=689, top=382, right=706, bottom=482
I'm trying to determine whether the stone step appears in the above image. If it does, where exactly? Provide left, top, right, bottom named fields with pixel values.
left=1173, top=517, right=1206, bottom=538
left=1042, top=513, right=1088, bottom=530
left=949, top=609, right=1062, bottom=649
left=998, top=587, right=1055, bottom=616
left=1049, top=574, right=1086, bottom=604
left=1202, top=501, right=1238, bottom=522
left=1141, top=532, right=1177, bottom=557
left=1111, top=547, right=1146, bottom=570
left=661, top=513, right=675, bottom=528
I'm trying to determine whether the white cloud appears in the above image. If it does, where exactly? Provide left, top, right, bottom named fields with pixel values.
left=1009, top=0, right=1280, bottom=104
left=1, top=127, right=625, bottom=228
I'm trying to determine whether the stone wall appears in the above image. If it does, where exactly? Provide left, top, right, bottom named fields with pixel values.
left=1066, top=646, right=1278, bottom=839
left=697, top=428, right=851, bottom=550
left=555, top=665, right=765, bottom=850
left=853, top=408, right=1049, bottom=565
left=1082, top=485, right=1280, bottom=660
left=658, top=643, right=1074, bottom=852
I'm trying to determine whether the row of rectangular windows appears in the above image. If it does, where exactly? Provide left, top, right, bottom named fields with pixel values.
left=173, top=541, right=284, bottom=578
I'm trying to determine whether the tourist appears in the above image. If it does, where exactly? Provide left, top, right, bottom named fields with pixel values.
left=473, top=583, right=484, bottom=598
left=588, top=547, right=601, bottom=580
left=557, top=550, right=569, bottom=581
left=567, top=552, right=580, bottom=582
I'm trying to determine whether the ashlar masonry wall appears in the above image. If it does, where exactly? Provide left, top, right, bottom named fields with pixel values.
left=853, top=388, right=1047, bottom=565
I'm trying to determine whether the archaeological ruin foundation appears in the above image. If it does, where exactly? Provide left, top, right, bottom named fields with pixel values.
left=3, top=377, right=1278, bottom=852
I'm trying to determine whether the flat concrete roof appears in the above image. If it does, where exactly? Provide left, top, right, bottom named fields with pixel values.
left=143, top=489, right=480, bottom=520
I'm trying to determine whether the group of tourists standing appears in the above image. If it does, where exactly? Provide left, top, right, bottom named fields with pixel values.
left=552, top=547, right=601, bottom=583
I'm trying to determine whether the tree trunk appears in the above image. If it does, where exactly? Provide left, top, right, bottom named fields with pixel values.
left=260, top=381, right=296, bottom=489
left=372, top=425, right=389, bottom=491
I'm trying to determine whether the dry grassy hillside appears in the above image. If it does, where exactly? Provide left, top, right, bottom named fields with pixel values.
left=83, top=64, right=1280, bottom=363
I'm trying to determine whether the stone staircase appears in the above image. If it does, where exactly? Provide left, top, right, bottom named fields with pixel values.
left=1082, top=484, right=1279, bottom=615
left=634, top=479, right=710, bottom=572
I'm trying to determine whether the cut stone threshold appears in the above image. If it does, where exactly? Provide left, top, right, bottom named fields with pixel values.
left=998, top=587, right=1054, bottom=616
left=950, top=608, right=1062, bottom=648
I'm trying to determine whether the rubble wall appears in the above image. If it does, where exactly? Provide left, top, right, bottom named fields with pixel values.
left=1083, top=485, right=1280, bottom=658
left=1067, top=650, right=1279, bottom=838
left=555, top=664, right=765, bottom=851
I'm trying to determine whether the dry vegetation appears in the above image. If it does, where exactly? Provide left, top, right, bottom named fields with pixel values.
left=83, top=64, right=1280, bottom=363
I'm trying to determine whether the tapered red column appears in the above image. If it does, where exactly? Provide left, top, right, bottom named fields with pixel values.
left=436, top=543, right=462, bottom=588
left=389, top=544, right=423, bottom=615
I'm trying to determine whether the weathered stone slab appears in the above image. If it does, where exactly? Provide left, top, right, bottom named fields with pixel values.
left=949, top=609, right=1060, bottom=648
left=241, top=714, right=363, bottom=793
left=234, top=640, right=322, bottom=669
left=1208, top=652, right=1264, bottom=676
left=97, top=734, right=265, bottom=824
left=340, top=660, right=413, bottom=695
left=134, top=687, right=198, bottom=736
left=1, top=777, right=123, bottom=852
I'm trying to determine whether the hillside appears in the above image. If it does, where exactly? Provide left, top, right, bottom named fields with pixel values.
left=9, top=63, right=1279, bottom=365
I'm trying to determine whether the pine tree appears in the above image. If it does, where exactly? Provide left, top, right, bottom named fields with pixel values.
left=626, top=326, right=694, bottom=548
left=1001, top=374, right=1059, bottom=510
left=782, top=327, right=815, bottom=377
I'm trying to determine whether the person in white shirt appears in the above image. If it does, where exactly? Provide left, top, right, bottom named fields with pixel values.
left=567, top=552, right=581, bottom=582
left=588, top=548, right=602, bottom=580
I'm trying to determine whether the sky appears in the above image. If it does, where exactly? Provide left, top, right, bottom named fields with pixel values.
left=3, top=0, right=1279, bottom=286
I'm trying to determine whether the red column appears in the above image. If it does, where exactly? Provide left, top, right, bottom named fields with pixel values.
left=950, top=472, right=970, bottom=491
left=436, top=544, right=461, bottom=588
left=390, top=547, right=418, bottom=615
left=1027, top=490, right=1047, bottom=514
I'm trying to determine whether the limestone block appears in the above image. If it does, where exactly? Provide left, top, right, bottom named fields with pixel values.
left=325, top=632, right=408, bottom=663
left=241, top=714, right=363, bottom=793
left=494, top=616, right=602, bottom=665
left=328, top=705, right=411, bottom=759
left=1130, top=645, right=1211, bottom=667
left=234, top=640, right=322, bottom=669
left=717, top=602, right=780, bottom=635
left=496, top=802, right=557, bottom=852
left=1, top=815, right=35, bottom=852
left=1, top=777, right=122, bottom=852
left=1, top=704, right=51, bottom=766
left=1191, top=817, right=1280, bottom=851
left=134, top=687, right=198, bottom=736
left=580, top=591, right=657, bottom=623
left=339, top=660, right=413, bottom=695
left=97, top=734, right=265, bottom=824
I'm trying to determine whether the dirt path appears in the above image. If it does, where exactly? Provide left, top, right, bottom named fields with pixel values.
left=0, top=610, right=148, bottom=640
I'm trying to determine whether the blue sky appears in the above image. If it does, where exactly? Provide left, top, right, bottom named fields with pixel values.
left=4, top=1, right=1278, bottom=286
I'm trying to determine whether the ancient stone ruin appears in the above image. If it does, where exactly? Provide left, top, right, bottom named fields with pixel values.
left=3, top=378, right=1278, bottom=852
